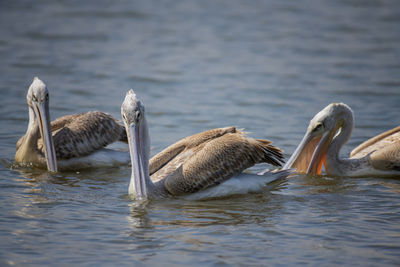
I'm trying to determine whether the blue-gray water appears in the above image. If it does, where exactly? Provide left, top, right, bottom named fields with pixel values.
left=1, top=0, right=400, bottom=265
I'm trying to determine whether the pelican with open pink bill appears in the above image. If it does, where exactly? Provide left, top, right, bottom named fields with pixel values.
left=282, top=103, right=400, bottom=177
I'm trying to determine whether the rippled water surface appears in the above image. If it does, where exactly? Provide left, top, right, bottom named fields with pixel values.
left=1, top=0, right=400, bottom=265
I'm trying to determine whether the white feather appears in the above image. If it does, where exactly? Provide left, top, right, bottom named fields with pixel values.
left=57, top=148, right=130, bottom=171
left=184, top=170, right=291, bottom=200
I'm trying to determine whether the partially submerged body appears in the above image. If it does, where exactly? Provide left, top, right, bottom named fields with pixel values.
left=121, top=90, right=287, bottom=200
left=283, top=103, right=400, bottom=178
left=15, top=78, right=128, bottom=171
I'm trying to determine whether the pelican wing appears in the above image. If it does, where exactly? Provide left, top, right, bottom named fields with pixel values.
left=149, top=127, right=238, bottom=179
left=368, top=141, right=400, bottom=171
left=162, top=132, right=284, bottom=196
left=150, top=149, right=194, bottom=182
left=350, top=126, right=400, bottom=158
left=16, top=114, right=78, bottom=151
left=38, top=111, right=126, bottom=160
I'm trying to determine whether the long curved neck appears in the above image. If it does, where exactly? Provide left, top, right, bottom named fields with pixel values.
left=325, top=114, right=354, bottom=175
left=15, top=107, right=42, bottom=163
left=26, top=107, right=40, bottom=145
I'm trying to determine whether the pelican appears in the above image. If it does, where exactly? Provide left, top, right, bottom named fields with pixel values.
left=283, top=103, right=400, bottom=177
left=121, top=89, right=289, bottom=200
left=15, top=77, right=129, bottom=172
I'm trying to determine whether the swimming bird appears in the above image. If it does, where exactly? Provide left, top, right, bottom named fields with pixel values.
left=15, top=77, right=129, bottom=172
left=121, top=89, right=287, bottom=199
left=283, top=103, right=400, bottom=177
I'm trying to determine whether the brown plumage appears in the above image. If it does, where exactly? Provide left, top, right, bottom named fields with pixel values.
left=350, top=126, right=400, bottom=171
left=122, top=89, right=286, bottom=199
left=16, top=111, right=126, bottom=164
left=15, top=77, right=128, bottom=171
left=152, top=127, right=284, bottom=195
left=17, top=112, right=125, bottom=156
left=43, top=111, right=126, bottom=160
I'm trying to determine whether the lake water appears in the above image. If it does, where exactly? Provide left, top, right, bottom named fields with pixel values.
left=1, top=0, right=400, bottom=265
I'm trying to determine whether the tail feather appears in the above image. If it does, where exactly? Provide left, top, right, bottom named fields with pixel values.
left=255, top=139, right=285, bottom=167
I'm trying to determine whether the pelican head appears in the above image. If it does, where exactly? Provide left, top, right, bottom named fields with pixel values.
left=121, top=90, right=145, bottom=127
left=27, top=77, right=57, bottom=172
left=284, top=103, right=354, bottom=175
left=122, top=90, right=150, bottom=199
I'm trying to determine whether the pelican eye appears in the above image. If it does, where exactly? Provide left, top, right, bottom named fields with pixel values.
left=313, top=123, right=323, bottom=132
left=45, top=93, right=49, bottom=101
left=136, top=110, right=141, bottom=120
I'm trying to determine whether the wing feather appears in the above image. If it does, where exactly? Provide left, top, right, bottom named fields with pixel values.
left=149, top=126, right=238, bottom=176
left=150, top=149, right=194, bottom=182
left=163, top=133, right=284, bottom=196
left=38, top=111, right=125, bottom=159
left=351, top=126, right=400, bottom=158
left=369, top=140, right=400, bottom=171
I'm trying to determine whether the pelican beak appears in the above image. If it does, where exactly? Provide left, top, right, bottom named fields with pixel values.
left=32, top=101, right=57, bottom=172
left=127, top=122, right=148, bottom=199
left=306, top=131, right=333, bottom=175
left=284, top=130, right=333, bottom=175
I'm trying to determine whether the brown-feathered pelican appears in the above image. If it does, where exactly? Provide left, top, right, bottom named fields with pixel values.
left=121, top=89, right=289, bottom=200
left=283, top=103, right=400, bottom=177
left=15, top=77, right=129, bottom=172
